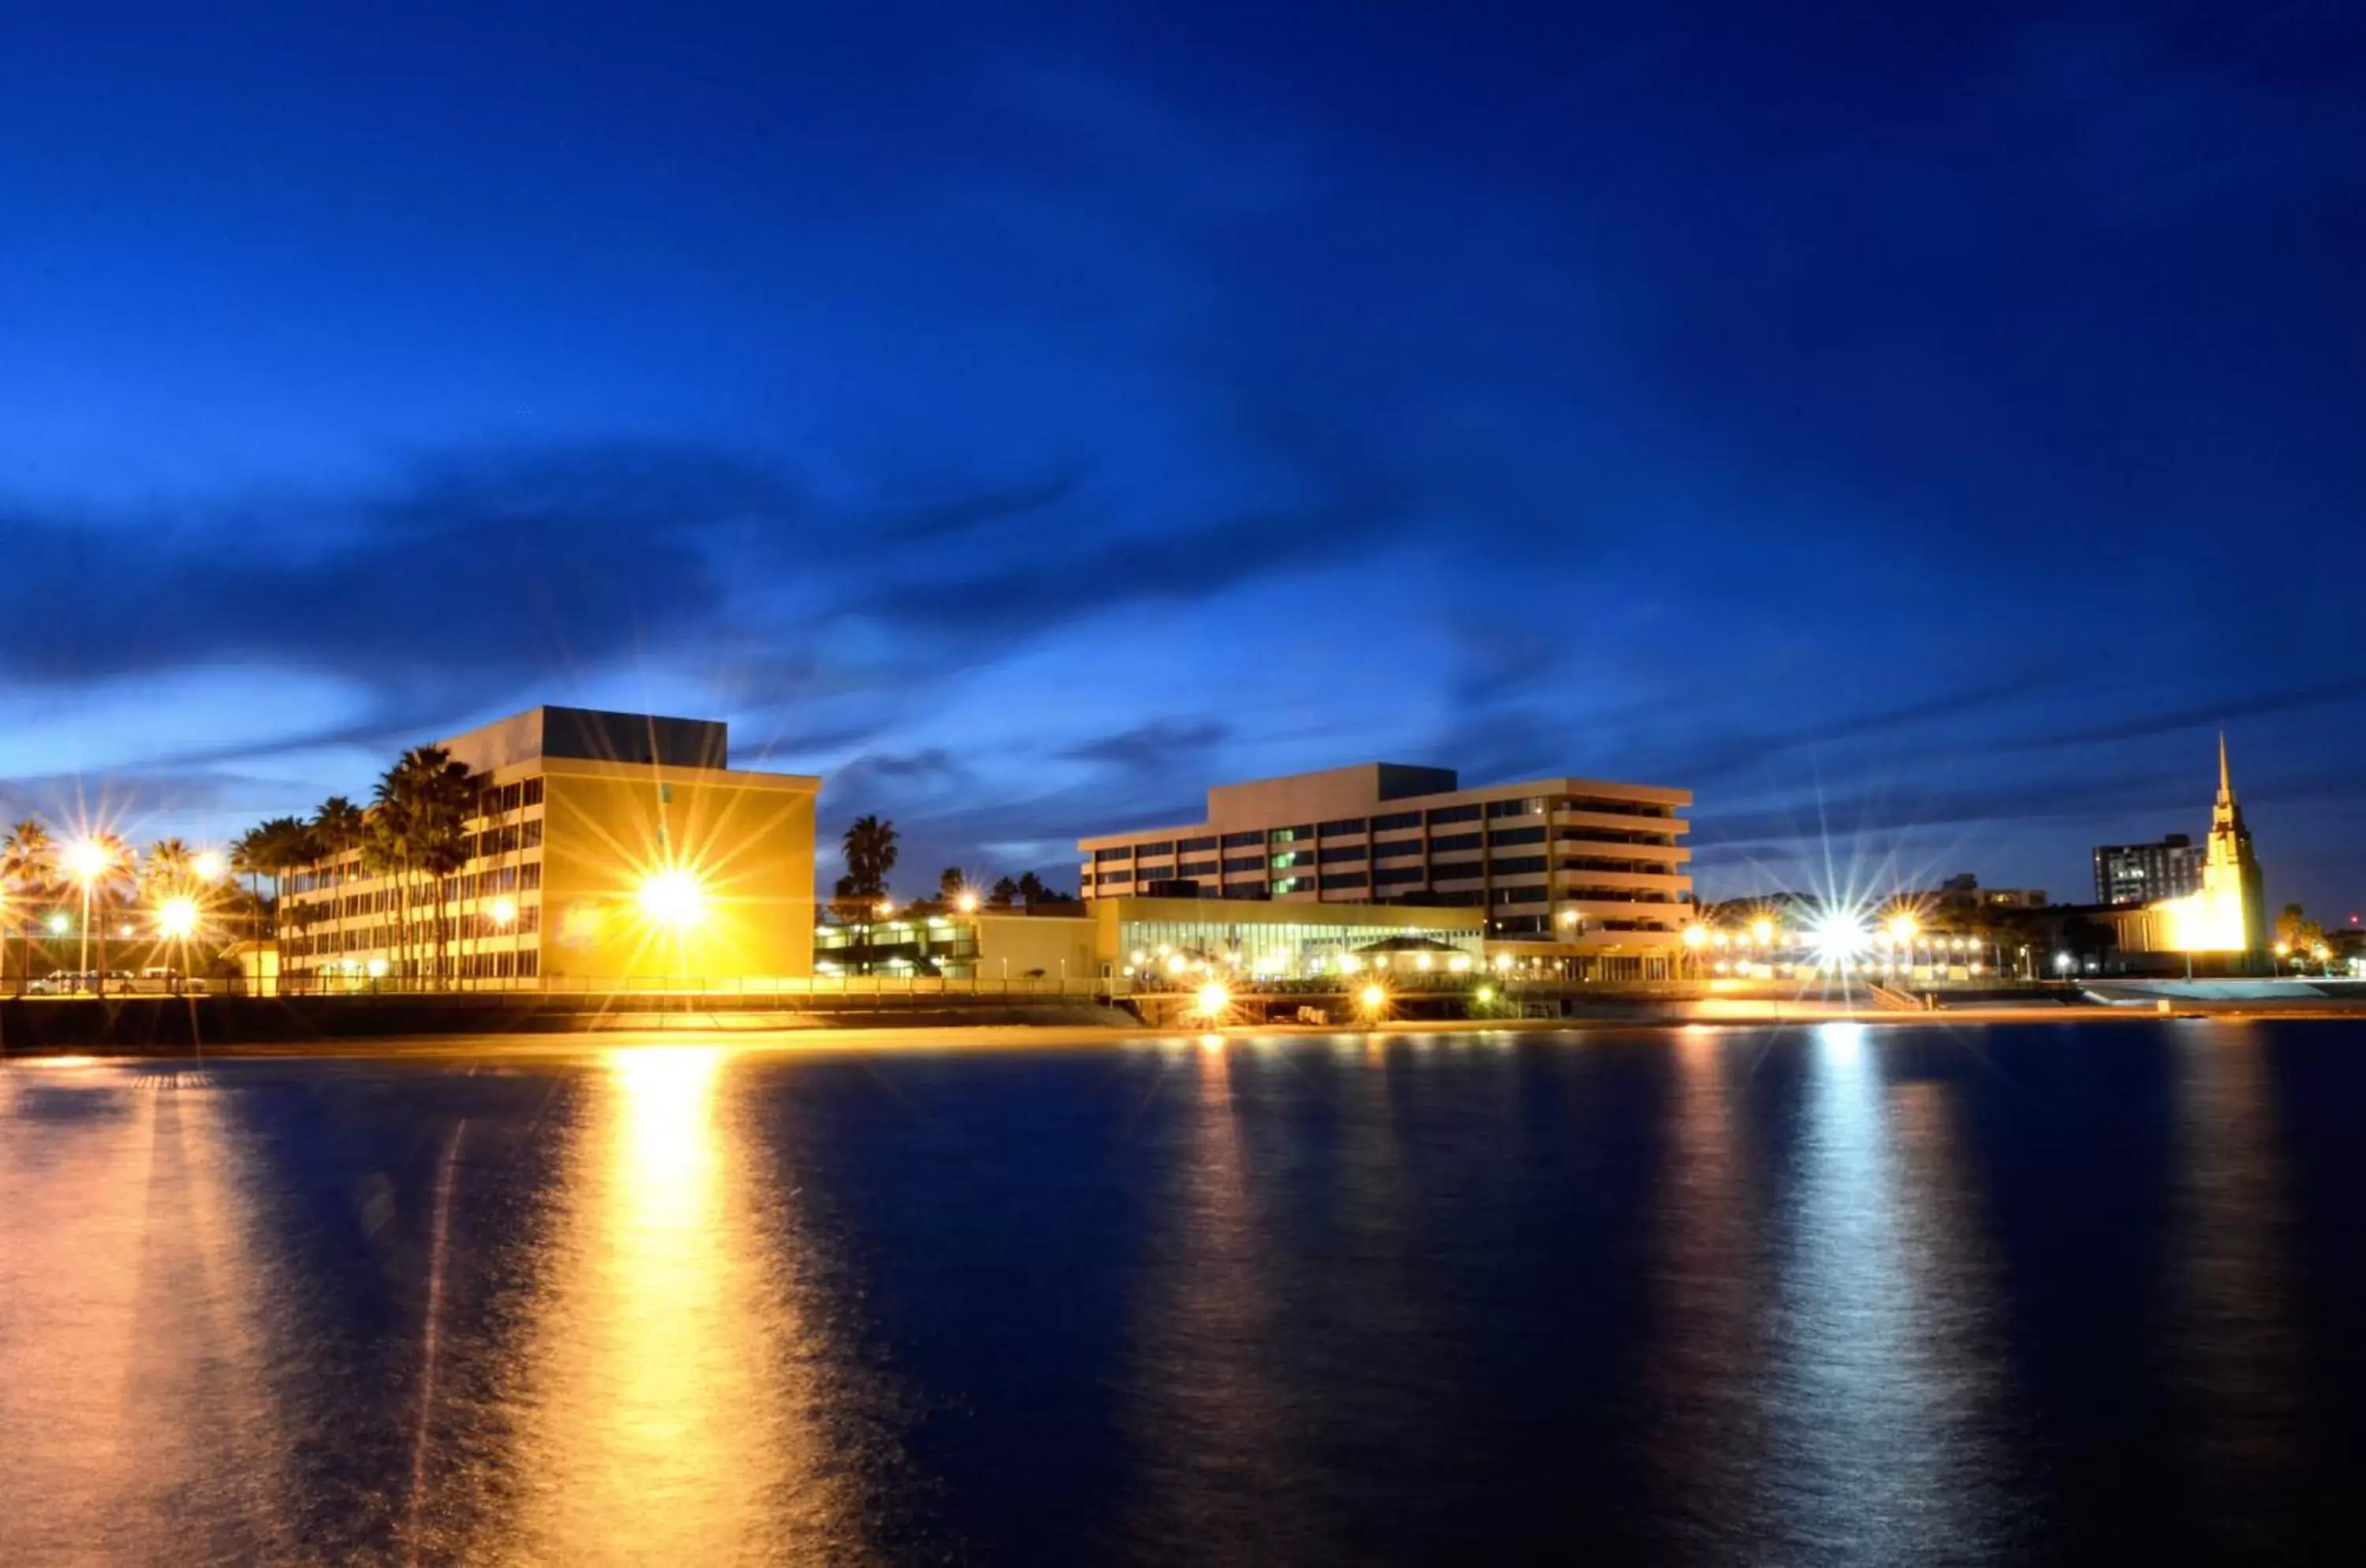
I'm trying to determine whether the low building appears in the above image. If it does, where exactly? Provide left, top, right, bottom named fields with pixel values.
left=815, top=906, right=1096, bottom=981
left=813, top=895, right=1487, bottom=984
left=2092, top=833, right=2204, bottom=907
left=1092, top=894, right=1487, bottom=981
left=282, top=706, right=819, bottom=988
left=1078, top=762, right=1692, bottom=979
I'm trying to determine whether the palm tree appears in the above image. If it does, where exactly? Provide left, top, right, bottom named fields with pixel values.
left=233, top=817, right=314, bottom=991
left=377, top=746, right=474, bottom=987
left=2, top=818, right=56, bottom=993
left=839, top=815, right=898, bottom=900
left=361, top=810, right=409, bottom=981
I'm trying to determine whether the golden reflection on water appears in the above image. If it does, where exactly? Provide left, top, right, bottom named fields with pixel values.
left=0, top=1071, right=290, bottom=1560
left=500, top=1045, right=844, bottom=1565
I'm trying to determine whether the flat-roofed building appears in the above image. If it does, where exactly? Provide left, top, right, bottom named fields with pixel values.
left=1078, top=762, right=1692, bottom=978
left=2093, top=833, right=2205, bottom=907
left=282, top=705, right=819, bottom=988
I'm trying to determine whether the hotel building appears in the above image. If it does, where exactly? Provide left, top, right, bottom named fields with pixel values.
left=282, top=706, right=819, bottom=987
left=1077, top=762, right=1693, bottom=978
left=2092, top=832, right=2205, bottom=907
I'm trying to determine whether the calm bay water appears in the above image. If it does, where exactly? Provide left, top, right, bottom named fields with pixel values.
left=5, top=1021, right=2365, bottom=1565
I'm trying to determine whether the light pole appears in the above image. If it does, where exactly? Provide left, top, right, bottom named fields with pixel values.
left=64, top=839, right=110, bottom=995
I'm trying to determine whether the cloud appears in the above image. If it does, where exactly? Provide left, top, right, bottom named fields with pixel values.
left=1057, top=718, right=1228, bottom=771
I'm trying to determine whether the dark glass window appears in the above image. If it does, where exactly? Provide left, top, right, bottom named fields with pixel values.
left=1319, top=817, right=1368, bottom=837
left=1177, top=834, right=1218, bottom=853
left=1318, top=844, right=1368, bottom=864
left=520, top=862, right=543, bottom=890
left=522, top=777, right=544, bottom=807
left=1177, top=859, right=1218, bottom=877
left=1134, top=841, right=1174, bottom=858
left=1094, top=846, right=1133, bottom=863
left=1427, top=804, right=1482, bottom=826
left=1096, top=871, right=1131, bottom=886
left=1430, top=858, right=1482, bottom=879
left=521, top=819, right=543, bottom=849
left=1220, top=830, right=1267, bottom=848
left=1373, top=864, right=1426, bottom=886
left=1496, top=885, right=1549, bottom=903
left=1430, top=831, right=1483, bottom=853
left=1372, top=838, right=1424, bottom=860
left=1490, top=855, right=1548, bottom=876
left=1222, top=856, right=1267, bottom=875
left=1486, top=797, right=1544, bottom=818
left=1319, top=872, right=1370, bottom=890
left=1372, top=810, right=1421, bottom=831
left=1490, top=825, right=1547, bottom=847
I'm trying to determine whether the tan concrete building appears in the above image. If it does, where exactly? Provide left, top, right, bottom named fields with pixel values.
left=282, top=706, right=819, bottom=988
left=1078, top=762, right=1692, bottom=978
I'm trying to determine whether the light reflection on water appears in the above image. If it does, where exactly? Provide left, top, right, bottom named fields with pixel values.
left=1, top=1025, right=2359, bottom=1564
left=491, top=1045, right=851, bottom=1564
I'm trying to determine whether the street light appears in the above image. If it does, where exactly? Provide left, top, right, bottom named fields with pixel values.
left=157, top=894, right=200, bottom=995
left=956, top=890, right=980, bottom=915
left=192, top=849, right=228, bottom=883
left=1750, top=917, right=1775, bottom=946
left=63, top=838, right=110, bottom=993
left=1192, top=980, right=1231, bottom=1023
left=637, top=868, right=706, bottom=929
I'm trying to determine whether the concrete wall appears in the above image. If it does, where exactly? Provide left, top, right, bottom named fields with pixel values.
left=973, top=914, right=1096, bottom=980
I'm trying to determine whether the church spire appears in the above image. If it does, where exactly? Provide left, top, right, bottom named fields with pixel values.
left=2218, top=730, right=2234, bottom=805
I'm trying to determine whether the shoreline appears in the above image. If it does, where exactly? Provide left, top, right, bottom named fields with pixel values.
left=6, top=1003, right=2364, bottom=1062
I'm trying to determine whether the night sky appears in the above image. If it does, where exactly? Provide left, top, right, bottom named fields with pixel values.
left=4, top=2, right=2361, bottom=913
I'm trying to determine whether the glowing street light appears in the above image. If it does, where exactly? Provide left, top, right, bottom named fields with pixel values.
left=955, top=890, right=980, bottom=915
left=874, top=899, right=894, bottom=920
left=192, top=849, right=228, bottom=883
left=1886, top=912, right=1919, bottom=945
left=1358, top=982, right=1388, bottom=1017
left=1192, top=980, right=1231, bottom=1022
left=637, top=868, right=707, bottom=929
left=63, top=838, right=110, bottom=989
left=45, top=912, right=69, bottom=935
left=1750, top=917, right=1775, bottom=946
left=155, top=895, right=200, bottom=941
left=1811, top=913, right=1872, bottom=969
left=1681, top=924, right=1709, bottom=950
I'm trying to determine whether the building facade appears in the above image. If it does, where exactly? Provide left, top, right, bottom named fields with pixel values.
left=1078, top=762, right=1692, bottom=977
left=2092, top=833, right=2204, bottom=906
left=282, top=706, right=819, bottom=987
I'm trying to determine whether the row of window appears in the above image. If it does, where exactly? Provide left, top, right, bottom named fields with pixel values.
left=308, top=861, right=545, bottom=918
left=291, top=905, right=541, bottom=955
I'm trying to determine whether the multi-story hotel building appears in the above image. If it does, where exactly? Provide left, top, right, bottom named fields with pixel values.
left=282, top=706, right=819, bottom=988
left=2092, top=832, right=2205, bottom=907
left=1077, top=762, right=1693, bottom=977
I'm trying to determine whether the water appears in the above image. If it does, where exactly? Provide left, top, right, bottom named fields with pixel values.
left=4, top=1021, right=2364, bottom=1565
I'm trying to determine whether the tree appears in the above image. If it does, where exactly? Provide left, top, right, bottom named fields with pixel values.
left=2, top=818, right=56, bottom=989
left=938, top=866, right=969, bottom=903
left=987, top=875, right=1020, bottom=909
left=839, top=815, right=899, bottom=902
left=376, top=746, right=473, bottom=987
left=1015, top=871, right=1047, bottom=905
left=237, top=816, right=315, bottom=989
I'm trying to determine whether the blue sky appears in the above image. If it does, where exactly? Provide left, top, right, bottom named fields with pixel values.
left=2, top=1, right=2361, bottom=913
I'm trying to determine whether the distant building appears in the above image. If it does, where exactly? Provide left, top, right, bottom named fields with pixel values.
left=1077, top=762, right=1692, bottom=979
left=282, top=705, right=819, bottom=988
left=1924, top=873, right=2048, bottom=920
left=2092, top=833, right=2204, bottom=907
